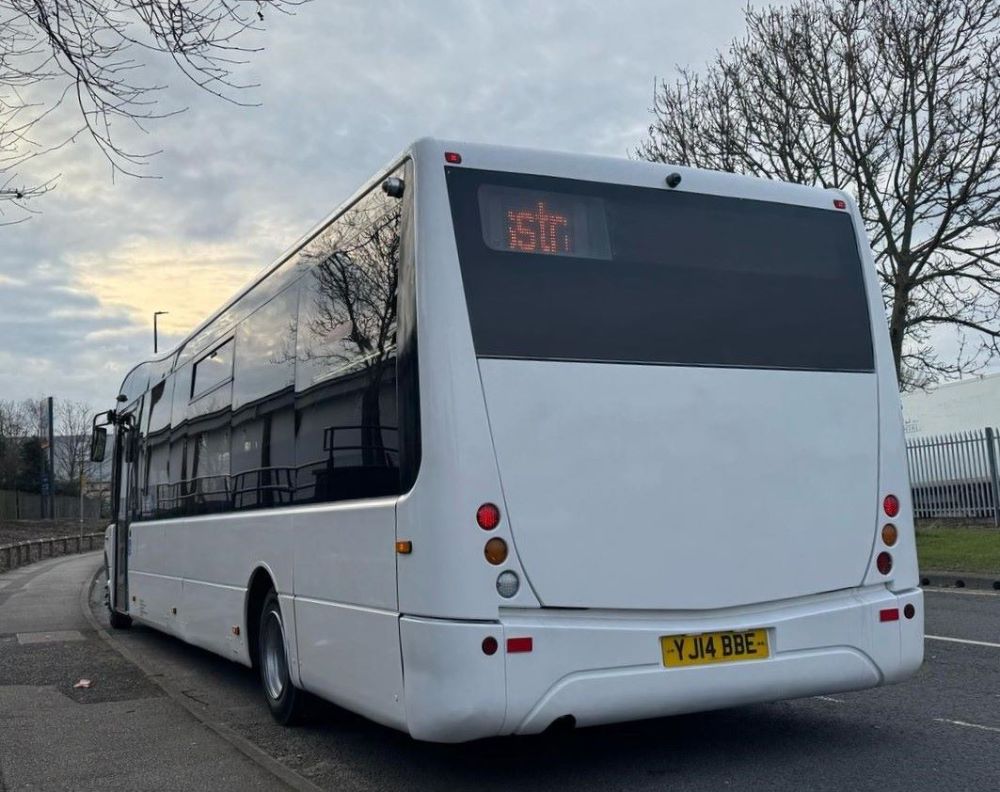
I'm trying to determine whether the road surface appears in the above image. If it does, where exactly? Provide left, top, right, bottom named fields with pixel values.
left=1, top=553, right=998, bottom=791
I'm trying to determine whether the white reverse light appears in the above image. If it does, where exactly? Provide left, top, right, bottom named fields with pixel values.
left=496, top=571, right=520, bottom=598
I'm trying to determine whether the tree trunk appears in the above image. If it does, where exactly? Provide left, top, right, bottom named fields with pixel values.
left=888, top=277, right=909, bottom=382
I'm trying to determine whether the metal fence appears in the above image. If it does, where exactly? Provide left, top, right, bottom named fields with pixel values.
left=906, top=428, right=1000, bottom=524
left=0, top=489, right=104, bottom=521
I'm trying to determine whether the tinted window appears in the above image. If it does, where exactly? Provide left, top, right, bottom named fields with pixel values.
left=231, top=285, right=300, bottom=509
left=448, top=168, right=874, bottom=372
left=130, top=163, right=419, bottom=520
left=192, top=339, right=234, bottom=398
left=294, top=170, right=403, bottom=503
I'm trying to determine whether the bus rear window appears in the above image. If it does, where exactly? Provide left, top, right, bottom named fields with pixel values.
left=447, top=168, right=874, bottom=372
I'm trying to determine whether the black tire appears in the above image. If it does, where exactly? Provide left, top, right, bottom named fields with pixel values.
left=104, top=559, right=132, bottom=629
left=108, top=608, right=132, bottom=630
left=258, top=590, right=304, bottom=725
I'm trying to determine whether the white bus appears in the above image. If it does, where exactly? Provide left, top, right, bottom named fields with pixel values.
left=93, top=138, right=923, bottom=742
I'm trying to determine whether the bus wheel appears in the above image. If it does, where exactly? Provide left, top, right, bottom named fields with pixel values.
left=258, top=590, right=304, bottom=725
left=108, top=606, right=132, bottom=630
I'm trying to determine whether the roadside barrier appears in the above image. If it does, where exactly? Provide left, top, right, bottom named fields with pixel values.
left=0, top=532, right=103, bottom=573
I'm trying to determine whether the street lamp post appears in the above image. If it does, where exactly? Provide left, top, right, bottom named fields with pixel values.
left=153, top=311, right=169, bottom=354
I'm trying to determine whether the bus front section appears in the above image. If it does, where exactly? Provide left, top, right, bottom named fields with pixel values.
left=395, top=142, right=921, bottom=743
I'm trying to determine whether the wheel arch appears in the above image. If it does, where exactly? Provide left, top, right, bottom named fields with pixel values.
left=245, top=565, right=278, bottom=670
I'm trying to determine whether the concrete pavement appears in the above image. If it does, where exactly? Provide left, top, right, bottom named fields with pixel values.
left=0, top=553, right=291, bottom=791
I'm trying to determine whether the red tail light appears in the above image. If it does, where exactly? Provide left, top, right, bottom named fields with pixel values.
left=477, top=503, right=501, bottom=530
left=876, top=551, right=893, bottom=575
left=883, top=494, right=900, bottom=517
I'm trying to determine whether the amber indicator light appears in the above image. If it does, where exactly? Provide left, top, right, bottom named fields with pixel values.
left=484, top=537, right=508, bottom=565
left=881, top=523, right=898, bottom=546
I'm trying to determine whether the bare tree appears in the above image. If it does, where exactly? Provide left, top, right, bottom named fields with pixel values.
left=54, top=399, right=94, bottom=491
left=638, top=0, right=1000, bottom=388
left=0, top=399, right=32, bottom=490
left=0, top=0, right=306, bottom=224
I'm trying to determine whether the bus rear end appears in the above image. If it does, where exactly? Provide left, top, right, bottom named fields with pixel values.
left=395, top=140, right=922, bottom=742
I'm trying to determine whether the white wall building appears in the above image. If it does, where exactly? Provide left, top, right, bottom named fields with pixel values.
left=901, top=373, right=1000, bottom=438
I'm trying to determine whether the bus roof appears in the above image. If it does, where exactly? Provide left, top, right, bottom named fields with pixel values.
left=116, top=138, right=852, bottom=402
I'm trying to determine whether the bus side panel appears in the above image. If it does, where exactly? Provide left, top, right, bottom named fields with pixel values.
left=129, top=511, right=294, bottom=665
left=395, top=142, right=540, bottom=621
left=128, top=521, right=183, bottom=633
left=292, top=499, right=406, bottom=730
left=841, top=193, right=920, bottom=594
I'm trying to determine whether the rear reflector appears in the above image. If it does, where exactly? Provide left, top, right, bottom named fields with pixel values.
left=482, top=636, right=498, bottom=655
left=880, top=608, right=899, bottom=622
left=507, top=637, right=533, bottom=653
left=904, top=603, right=916, bottom=619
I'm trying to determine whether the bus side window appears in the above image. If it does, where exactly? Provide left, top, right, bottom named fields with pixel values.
left=293, top=169, right=403, bottom=504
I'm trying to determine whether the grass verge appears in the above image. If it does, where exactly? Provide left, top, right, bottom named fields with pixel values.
left=916, top=522, right=1000, bottom=575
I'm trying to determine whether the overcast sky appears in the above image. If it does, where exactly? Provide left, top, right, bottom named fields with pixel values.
left=9, top=0, right=956, bottom=411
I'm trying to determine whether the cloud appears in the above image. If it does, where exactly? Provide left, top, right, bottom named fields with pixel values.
left=0, top=0, right=782, bottom=407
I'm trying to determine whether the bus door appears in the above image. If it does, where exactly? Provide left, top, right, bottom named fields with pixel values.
left=113, top=402, right=142, bottom=613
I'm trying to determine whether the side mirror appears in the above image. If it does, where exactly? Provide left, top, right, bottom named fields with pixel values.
left=90, top=426, right=108, bottom=463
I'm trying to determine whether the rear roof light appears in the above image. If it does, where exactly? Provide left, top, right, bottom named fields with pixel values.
left=445, top=151, right=462, bottom=164
left=883, top=494, right=900, bottom=517
left=833, top=198, right=847, bottom=209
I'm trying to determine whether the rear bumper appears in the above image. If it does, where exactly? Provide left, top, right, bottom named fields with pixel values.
left=400, top=586, right=923, bottom=743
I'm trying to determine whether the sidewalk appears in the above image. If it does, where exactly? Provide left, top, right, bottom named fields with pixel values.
left=0, top=553, right=290, bottom=791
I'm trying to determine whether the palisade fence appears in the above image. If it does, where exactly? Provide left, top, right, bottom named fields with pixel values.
left=0, top=489, right=104, bottom=521
left=906, top=428, right=1000, bottom=525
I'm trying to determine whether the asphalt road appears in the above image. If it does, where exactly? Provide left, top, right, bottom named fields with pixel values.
left=2, top=554, right=998, bottom=791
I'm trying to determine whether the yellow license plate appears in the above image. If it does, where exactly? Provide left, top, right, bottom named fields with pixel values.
left=660, top=628, right=770, bottom=668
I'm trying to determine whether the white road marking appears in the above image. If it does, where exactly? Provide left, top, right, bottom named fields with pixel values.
left=925, top=634, right=1000, bottom=649
left=934, top=718, right=1000, bottom=735
left=813, top=696, right=845, bottom=704
left=16, top=630, right=86, bottom=645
